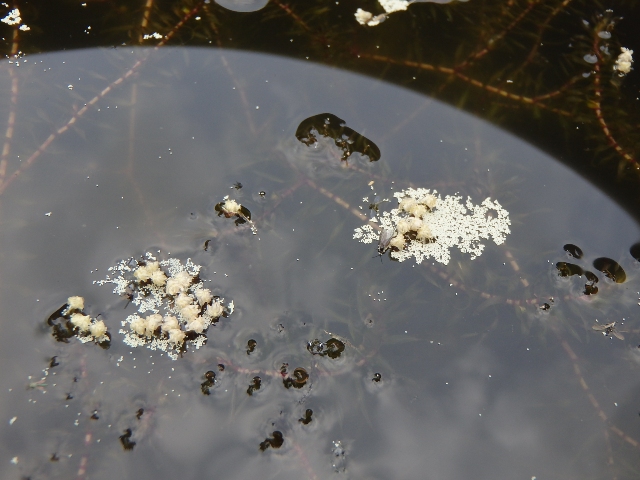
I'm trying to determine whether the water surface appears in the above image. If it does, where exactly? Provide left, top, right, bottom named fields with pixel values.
left=0, top=47, right=639, bottom=480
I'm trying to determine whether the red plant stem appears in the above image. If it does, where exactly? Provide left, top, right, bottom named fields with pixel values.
left=0, top=1, right=205, bottom=196
left=0, top=27, right=20, bottom=186
left=591, top=29, right=638, bottom=169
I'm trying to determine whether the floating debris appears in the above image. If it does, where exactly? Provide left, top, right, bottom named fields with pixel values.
left=307, top=338, right=345, bottom=359
left=299, top=409, right=313, bottom=425
left=201, top=370, right=216, bottom=395
left=592, top=257, right=626, bottom=283
left=331, top=440, right=347, bottom=472
left=355, top=0, right=409, bottom=27
left=119, top=428, right=136, bottom=451
left=563, top=244, right=583, bottom=259
left=259, top=431, right=284, bottom=451
left=354, top=188, right=511, bottom=265
left=247, top=376, right=262, bottom=396
left=556, top=261, right=599, bottom=295
left=592, top=321, right=625, bottom=340
left=614, top=47, right=633, bottom=76
left=46, top=296, right=110, bottom=347
left=282, top=367, right=309, bottom=389
left=295, top=113, right=381, bottom=163
left=95, top=253, right=234, bottom=359
left=215, top=195, right=257, bottom=234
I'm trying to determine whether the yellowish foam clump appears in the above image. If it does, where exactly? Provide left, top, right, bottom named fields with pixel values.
left=166, top=270, right=192, bottom=295
left=399, top=197, right=416, bottom=213
left=162, top=315, right=179, bottom=333
left=130, top=316, right=147, bottom=336
left=223, top=199, right=242, bottom=215
left=408, top=217, right=422, bottom=232
left=416, top=224, right=433, bottom=242
left=70, top=313, right=92, bottom=333
left=418, top=193, right=437, bottom=209
left=407, top=203, right=428, bottom=219
left=194, top=287, right=213, bottom=306
left=396, top=218, right=411, bottom=235
left=168, top=328, right=186, bottom=346
left=67, top=296, right=85, bottom=312
left=145, top=314, right=163, bottom=337
left=389, top=234, right=405, bottom=250
left=89, top=320, right=108, bottom=339
left=150, top=270, right=167, bottom=286
left=134, top=261, right=160, bottom=282
left=187, top=317, right=206, bottom=333
left=615, top=47, right=634, bottom=75
left=175, top=292, right=193, bottom=309
left=207, top=300, right=224, bottom=319
left=181, top=304, right=200, bottom=321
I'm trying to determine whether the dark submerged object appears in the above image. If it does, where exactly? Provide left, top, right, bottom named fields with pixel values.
left=259, top=431, right=284, bottom=451
left=119, top=428, right=136, bottom=451
left=299, top=409, right=313, bottom=425
left=295, top=113, right=381, bottom=162
left=283, top=367, right=309, bottom=389
left=592, top=257, right=626, bottom=283
left=563, top=244, right=583, bottom=259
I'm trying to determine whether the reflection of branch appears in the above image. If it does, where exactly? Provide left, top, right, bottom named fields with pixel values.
left=272, top=0, right=312, bottom=33
left=360, top=53, right=571, bottom=116
left=456, top=0, right=540, bottom=71
left=204, top=5, right=257, bottom=134
left=0, top=1, right=205, bottom=196
left=591, top=29, right=638, bottom=170
left=0, top=28, right=20, bottom=186
left=520, top=0, right=574, bottom=70
left=125, top=0, right=158, bottom=228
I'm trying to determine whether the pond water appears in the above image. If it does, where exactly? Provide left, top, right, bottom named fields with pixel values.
left=0, top=45, right=639, bottom=479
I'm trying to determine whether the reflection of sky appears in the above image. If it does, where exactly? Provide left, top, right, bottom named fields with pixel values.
left=0, top=48, right=639, bottom=479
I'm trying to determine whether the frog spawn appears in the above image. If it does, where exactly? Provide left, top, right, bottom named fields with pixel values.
left=95, top=253, right=234, bottom=359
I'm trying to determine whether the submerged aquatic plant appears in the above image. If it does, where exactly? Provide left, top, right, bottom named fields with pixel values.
left=354, top=187, right=511, bottom=264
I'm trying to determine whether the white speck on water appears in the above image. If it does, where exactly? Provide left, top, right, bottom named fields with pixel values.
left=9, top=416, right=16, bottom=425
left=45, top=212, right=51, bottom=216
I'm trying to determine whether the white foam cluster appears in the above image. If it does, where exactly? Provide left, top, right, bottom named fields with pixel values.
left=354, top=188, right=511, bottom=265
left=95, top=253, right=234, bottom=359
left=614, top=47, right=634, bottom=76
left=354, top=0, right=409, bottom=26
left=1, top=8, right=21, bottom=25
left=1, top=8, right=29, bottom=30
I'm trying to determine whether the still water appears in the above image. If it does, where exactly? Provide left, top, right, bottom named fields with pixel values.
left=0, top=47, right=639, bottom=479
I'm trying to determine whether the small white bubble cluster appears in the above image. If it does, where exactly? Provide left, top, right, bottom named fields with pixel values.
left=142, top=32, right=163, bottom=40
left=354, top=188, right=511, bottom=265
left=1, top=8, right=21, bottom=25
left=614, top=47, right=633, bottom=76
left=63, top=296, right=109, bottom=344
left=1, top=8, right=29, bottom=30
left=355, top=0, right=409, bottom=27
left=96, top=253, right=233, bottom=360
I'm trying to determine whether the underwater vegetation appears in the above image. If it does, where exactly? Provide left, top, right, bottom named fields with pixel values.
left=0, top=1, right=639, bottom=479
